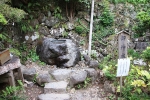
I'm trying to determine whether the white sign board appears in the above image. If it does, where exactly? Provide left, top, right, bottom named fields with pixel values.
left=116, top=58, right=130, bottom=77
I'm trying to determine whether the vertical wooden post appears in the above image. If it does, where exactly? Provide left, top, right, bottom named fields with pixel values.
left=118, top=32, right=128, bottom=96
left=17, top=67, right=24, bottom=83
left=8, top=70, right=15, bottom=87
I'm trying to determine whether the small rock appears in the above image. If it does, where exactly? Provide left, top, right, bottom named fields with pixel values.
left=85, top=68, right=98, bottom=82
left=70, top=88, right=76, bottom=94
left=133, top=59, right=146, bottom=66
left=45, top=17, right=58, bottom=28
left=67, top=22, right=74, bottom=30
left=104, top=81, right=116, bottom=94
left=89, top=60, right=99, bottom=69
left=83, top=54, right=91, bottom=64
left=36, top=71, right=54, bottom=86
left=24, top=80, right=34, bottom=87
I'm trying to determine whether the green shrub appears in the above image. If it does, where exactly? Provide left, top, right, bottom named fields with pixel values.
left=121, top=65, right=150, bottom=99
left=0, top=80, right=26, bottom=100
left=133, top=11, right=150, bottom=38
left=0, top=4, right=27, bottom=22
left=75, top=25, right=85, bottom=34
left=9, top=48, right=21, bottom=57
left=142, top=46, right=150, bottom=62
left=109, top=0, right=150, bottom=4
left=128, top=49, right=140, bottom=59
left=0, top=13, right=7, bottom=25
left=99, top=0, right=114, bottom=27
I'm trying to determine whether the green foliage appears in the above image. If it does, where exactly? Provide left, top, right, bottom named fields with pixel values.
left=99, top=54, right=116, bottom=81
left=133, top=10, right=150, bottom=38
left=54, top=7, right=62, bottom=19
left=83, top=77, right=91, bottom=88
left=27, top=49, right=39, bottom=62
left=75, top=25, right=85, bottom=34
left=128, top=49, right=140, bottom=59
left=103, top=65, right=116, bottom=81
left=0, top=32, right=12, bottom=48
left=0, top=32, right=7, bottom=41
left=0, top=3, right=27, bottom=22
left=93, top=1, right=114, bottom=42
left=107, top=94, right=115, bottom=100
left=33, top=73, right=38, bottom=83
left=93, top=26, right=114, bottom=42
left=99, top=0, right=114, bottom=27
left=141, top=46, right=150, bottom=62
left=75, top=19, right=89, bottom=35
left=121, top=65, right=150, bottom=99
left=0, top=80, right=26, bottom=100
left=90, top=50, right=98, bottom=60
left=18, top=21, right=34, bottom=33
left=0, top=13, right=7, bottom=25
left=62, top=31, right=69, bottom=38
left=78, top=0, right=91, bottom=8
left=109, top=0, right=150, bottom=4
left=99, top=54, right=112, bottom=69
left=79, top=40, right=85, bottom=46
left=17, top=43, right=45, bottom=65
left=55, top=0, right=91, bottom=21
left=9, top=48, right=21, bottom=57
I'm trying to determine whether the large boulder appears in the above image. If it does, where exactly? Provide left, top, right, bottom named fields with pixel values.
left=36, top=38, right=81, bottom=68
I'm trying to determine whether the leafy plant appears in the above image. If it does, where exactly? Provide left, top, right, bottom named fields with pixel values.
left=109, top=0, right=150, bottom=4
left=27, top=49, right=39, bottom=62
left=54, top=6, right=62, bottom=19
left=0, top=1, right=27, bottom=22
left=0, top=80, right=26, bottom=100
left=79, top=40, right=85, bottom=46
left=33, top=73, right=38, bottom=83
left=99, top=0, right=114, bottom=27
left=75, top=19, right=89, bottom=35
left=62, top=31, right=69, bottom=38
left=9, top=48, right=21, bottom=57
left=75, top=25, right=85, bottom=34
left=0, top=32, right=7, bottom=41
left=128, top=49, right=140, bottom=59
left=18, top=21, right=34, bottom=33
left=0, top=13, right=7, bottom=25
left=133, top=10, right=150, bottom=38
left=83, top=77, right=91, bottom=88
left=104, top=70, right=116, bottom=81
left=121, top=65, right=150, bottom=99
left=141, top=47, right=150, bottom=62
left=90, top=50, right=98, bottom=60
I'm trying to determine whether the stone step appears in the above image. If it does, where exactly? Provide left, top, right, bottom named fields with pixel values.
left=38, top=93, right=70, bottom=100
left=50, top=69, right=72, bottom=81
left=44, top=81, right=68, bottom=93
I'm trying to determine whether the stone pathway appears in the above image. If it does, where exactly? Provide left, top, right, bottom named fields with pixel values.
left=22, top=62, right=114, bottom=100
left=38, top=82, right=110, bottom=100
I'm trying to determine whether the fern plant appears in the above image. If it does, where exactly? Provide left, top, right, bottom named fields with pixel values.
left=0, top=80, right=25, bottom=100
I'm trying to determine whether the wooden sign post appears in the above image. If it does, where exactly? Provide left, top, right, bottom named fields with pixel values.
left=117, top=30, right=130, bottom=96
